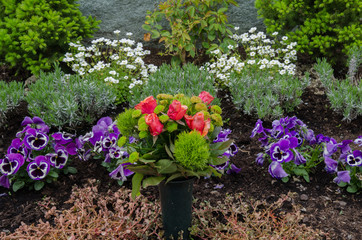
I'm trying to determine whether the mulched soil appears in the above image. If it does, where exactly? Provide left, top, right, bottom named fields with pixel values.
left=0, top=49, right=361, bottom=239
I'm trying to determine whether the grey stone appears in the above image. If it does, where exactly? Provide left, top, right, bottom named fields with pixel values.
left=300, top=194, right=309, bottom=201
left=78, top=0, right=266, bottom=45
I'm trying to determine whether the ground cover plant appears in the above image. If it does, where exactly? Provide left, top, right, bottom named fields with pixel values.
left=0, top=80, right=24, bottom=124
left=0, top=4, right=361, bottom=239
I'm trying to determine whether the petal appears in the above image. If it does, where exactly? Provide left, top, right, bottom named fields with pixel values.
left=268, top=161, right=288, bottom=179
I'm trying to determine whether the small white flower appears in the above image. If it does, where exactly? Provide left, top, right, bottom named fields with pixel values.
left=234, top=26, right=240, bottom=31
left=126, top=32, right=133, bottom=36
left=272, top=32, right=278, bottom=36
left=282, top=36, right=288, bottom=41
left=124, top=76, right=129, bottom=80
left=250, top=52, right=256, bottom=57
left=228, top=45, right=234, bottom=50
left=109, top=70, right=117, bottom=75
left=113, top=30, right=121, bottom=34
left=279, top=69, right=286, bottom=75
left=247, top=60, right=256, bottom=65
left=249, top=27, right=257, bottom=33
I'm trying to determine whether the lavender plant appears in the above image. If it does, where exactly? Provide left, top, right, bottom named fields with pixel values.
left=0, top=80, right=24, bottom=124
left=228, top=70, right=309, bottom=119
left=0, top=117, right=78, bottom=192
left=314, top=58, right=362, bottom=121
left=25, top=64, right=117, bottom=128
left=62, top=31, right=158, bottom=103
left=201, top=27, right=298, bottom=86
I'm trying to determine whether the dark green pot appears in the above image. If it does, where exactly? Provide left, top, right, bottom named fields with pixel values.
left=158, top=177, right=194, bottom=240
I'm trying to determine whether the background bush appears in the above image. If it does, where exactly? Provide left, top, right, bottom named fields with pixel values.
left=229, top=70, right=309, bottom=119
left=255, top=0, right=361, bottom=64
left=0, top=0, right=100, bottom=75
left=26, top=65, right=117, bottom=128
left=129, top=63, right=219, bottom=106
left=0, top=80, right=24, bottom=124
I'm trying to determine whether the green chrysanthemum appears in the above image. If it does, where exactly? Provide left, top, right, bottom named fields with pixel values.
left=174, top=131, right=210, bottom=171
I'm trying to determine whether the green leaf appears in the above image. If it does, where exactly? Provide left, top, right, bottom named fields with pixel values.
left=166, top=173, right=184, bottom=183
left=347, top=185, right=358, bottom=193
left=67, top=167, right=77, bottom=174
left=209, top=155, right=229, bottom=166
left=34, top=181, right=45, bottom=191
left=131, top=173, right=144, bottom=200
left=293, top=168, right=308, bottom=177
left=151, top=30, right=160, bottom=38
left=126, top=165, right=158, bottom=175
left=12, top=180, right=25, bottom=192
left=139, top=158, right=156, bottom=164
left=337, top=181, right=348, bottom=187
left=48, top=171, right=59, bottom=178
left=142, top=176, right=165, bottom=188
left=282, top=176, right=289, bottom=183
left=303, top=174, right=310, bottom=183
left=142, top=24, right=151, bottom=31
left=164, top=144, right=175, bottom=160
left=202, top=41, right=210, bottom=49
left=155, top=159, right=178, bottom=174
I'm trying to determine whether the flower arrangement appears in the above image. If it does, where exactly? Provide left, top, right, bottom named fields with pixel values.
left=0, top=117, right=78, bottom=192
left=115, top=92, right=239, bottom=198
left=62, top=31, right=158, bottom=103
left=251, top=117, right=361, bottom=193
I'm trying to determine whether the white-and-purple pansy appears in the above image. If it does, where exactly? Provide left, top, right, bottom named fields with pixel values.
left=268, top=161, right=288, bottom=179
left=46, top=145, right=69, bottom=169
left=109, top=146, right=127, bottom=159
left=21, top=116, right=49, bottom=133
left=0, top=175, right=10, bottom=188
left=293, top=149, right=307, bottom=165
left=226, top=163, right=241, bottom=174
left=271, top=124, right=284, bottom=139
left=345, top=150, right=362, bottom=167
left=27, top=155, right=50, bottom=180
left=255, top=153, right=264, bottom=166
left=214, top=129, right=232, bottom=143
left=270, top=139, right=295, bottom=163
left=338, top=140, right=353, bottom=161
left=323, top=141, right=339, bottom=157
left=333, top=170, right=351, bottom=184
left=250, top=119, right=264, bottom=138
left=211, top=160, right=229, bottom=171
left=280, top=116, right=298, bottom=129
left=324, top=156, right=338, bottom=173
left=97, top=116, right=120, bottom=135
left=258, top=134, right=269, bottom=147
left=52, top=132, right=74, bottom=145
left=102, top=133, right=118, bottom=149
left=354, top=136, right=362, bottom=146
left=65, top=142, right=77, bottom=156
left=7, top=138, right=28, bottom=157
left=24, top=128, right=49, bottom=151
left=223, top=143, right=238, bottom=157
left=0, top=153, right=24, bottom=175
left=301, top=129, right=316, bottom=144
left=109, top=163, right=134, bottom=181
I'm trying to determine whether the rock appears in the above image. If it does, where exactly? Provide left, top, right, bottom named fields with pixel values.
left=334, top=201, right=347, bottom=207
left=77, top=0, right=266, bottom=44
left=24, top=75, right=38, bottom=87
left=302, top=216, right=309, bottom=223
left=300, top=194, right=309, bottom=201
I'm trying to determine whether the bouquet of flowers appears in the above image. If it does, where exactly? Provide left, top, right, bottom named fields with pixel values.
left=115, top=92, right=239, bottom=198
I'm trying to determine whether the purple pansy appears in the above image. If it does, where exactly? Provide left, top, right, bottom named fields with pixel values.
left=109, top=146, right=127, bottom=159
left=102, top=133, right=118, bottom=149
left=21, top=116, right=49, bottom=133
left=250, top=119, right=264, bottom=138
left=223, top=143, right=238, bottom=157
left=333, top=170, right=351, bottom=184
left=52, top=132, right=74, bottom=145
left=109, top=163, right=134, bottom=181
left=255, top=153, right=264, bottom=166
left=270, top=138, right=297, bottom=163
left=27, top=156, right=50, bottom=180
left=214, top=129, right=232, bottom=143
left=226, top=163, right=241, bottom=174
left=270, top=123, right=284, bottom=139
left=268, top=161, right=288, bottom=179
left=0, top=153, right=24, bottom=176
left=0, top=175, right=10, bottom=188
left=24, top=128, right=49, bottom=151
left=324, top=156, right=338, bottom=173
left=345, top=150, right=362, bottom=167
left=293, top=149, right=306, bottom=165
left=7, top=138, right=28, bottom=157
left=46, top=145, right=69, bottom=169
left=323, top=141, right=339, bottom=157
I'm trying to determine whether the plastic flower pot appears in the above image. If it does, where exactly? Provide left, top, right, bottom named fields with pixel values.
left=158, top=177, right=194, bottom=240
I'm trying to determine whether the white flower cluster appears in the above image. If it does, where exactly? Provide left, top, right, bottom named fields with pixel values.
left=202, top=27, right=298, bottom=85
left=63, top=31, right=158, bottom=96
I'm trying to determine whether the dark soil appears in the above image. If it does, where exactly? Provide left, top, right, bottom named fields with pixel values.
left=0, top=49, right=361, bottom=239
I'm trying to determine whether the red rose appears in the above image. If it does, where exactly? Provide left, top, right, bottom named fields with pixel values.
left=199, top=91, right=214, bottom=105
left=145, top=113, right=164, bottom=136
left=167, top=100, right=188, bottom=121
left=135, top=96, right=157, bottom=114
left=184, top=112, right=211, bottom=136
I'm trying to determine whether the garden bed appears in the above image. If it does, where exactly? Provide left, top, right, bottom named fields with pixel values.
left=0, top=50, right=361, bottom=239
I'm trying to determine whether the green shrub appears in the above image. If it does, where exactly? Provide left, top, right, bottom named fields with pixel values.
left=229, top=70, right=309, bottom=119
left=255, top=0, right=361, bottom=64
left=174, top=130, right=210, bottom=171
left=143, top=0, right=238, bottom=64
left=0, top=0, right=100, bottom=75
left=25, top=65, right=117, bottom=128
left=314, top=58, right=362, bottom=121
left=130, top=63, right=219, bottom=107
left=0, top=80, right=24, bottom=123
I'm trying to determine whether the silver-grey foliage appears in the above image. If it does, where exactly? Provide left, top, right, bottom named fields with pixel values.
left=229, top=70, right=309, bottom=119
left=0, top=81, right=24, bottom=124
left=26, top=65, right=117, bottom=128
left=315, top=58, right=362, bottom=121
left=129, top=63, right=219, bottom=106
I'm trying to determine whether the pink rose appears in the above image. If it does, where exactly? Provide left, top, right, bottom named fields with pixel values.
left=199, top=91, right=214, bottom=105
left=145, top=113, right=164, bottom=136
left=184, top=112, right=211, bottom=136
left=135, top=96, right=157, bottom=114
left=167, top=100, right=188, bottom=121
